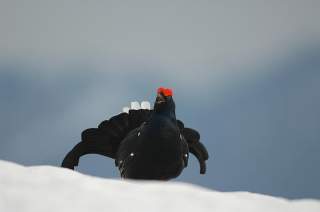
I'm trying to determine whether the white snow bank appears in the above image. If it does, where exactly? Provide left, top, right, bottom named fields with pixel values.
left=0, top=160, right=319, bottom=212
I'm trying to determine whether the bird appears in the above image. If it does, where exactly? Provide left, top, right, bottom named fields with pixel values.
left=61, top=87, right=209, bottom=180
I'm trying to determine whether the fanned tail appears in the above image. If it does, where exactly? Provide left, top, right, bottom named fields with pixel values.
left=62, top=102, right=152, bottom=169
left=181, top=127, right=209, bottom=174
left=62, top=100, right=209, bottom=175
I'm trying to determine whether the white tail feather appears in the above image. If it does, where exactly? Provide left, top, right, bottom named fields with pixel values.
left=130, top=101, right=141, bottom=110
left=122, top=100, right=151, bottom=113
left=122, top=107, right=130, bottom=113
left=141, top=101, right=151, bottom=110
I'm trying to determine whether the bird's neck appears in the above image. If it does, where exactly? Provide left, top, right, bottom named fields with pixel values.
left=153, top=98, right=176, bottom=121
left=154, top=99, right=176, bottom=116
left=155, top=109, right=176, bottom=120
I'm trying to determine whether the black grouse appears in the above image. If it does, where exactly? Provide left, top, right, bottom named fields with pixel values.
left=61, top=87, right=209, bottom=180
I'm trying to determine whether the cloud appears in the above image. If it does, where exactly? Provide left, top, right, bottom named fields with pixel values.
left=1, top=0, right=319, bottom=83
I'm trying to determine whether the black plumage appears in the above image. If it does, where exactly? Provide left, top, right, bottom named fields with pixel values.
left=62, top=88, right=209, bottom=180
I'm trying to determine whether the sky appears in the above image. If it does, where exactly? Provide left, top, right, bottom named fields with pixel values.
left=1, top=0, right=320, bottom=199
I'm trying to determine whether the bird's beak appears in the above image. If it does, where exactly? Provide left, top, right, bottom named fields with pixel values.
left=156, top=93, right=166, bottom=104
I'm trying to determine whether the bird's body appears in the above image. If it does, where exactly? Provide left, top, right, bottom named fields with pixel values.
left=117, top=113, right=188, bottom=179
left=62, top=87, right=208, bottom=180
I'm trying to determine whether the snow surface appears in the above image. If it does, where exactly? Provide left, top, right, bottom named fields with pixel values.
left=0, top=160, right=319, bottom=212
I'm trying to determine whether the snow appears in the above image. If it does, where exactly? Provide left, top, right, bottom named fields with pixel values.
left=0, top=160, right=319, bottom=212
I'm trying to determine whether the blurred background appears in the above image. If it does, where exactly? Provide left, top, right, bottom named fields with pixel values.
left=1, top=0, right=320, bottom=199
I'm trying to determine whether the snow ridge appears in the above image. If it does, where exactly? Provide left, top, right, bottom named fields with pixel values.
left=0, top=160, right=319, bottom=212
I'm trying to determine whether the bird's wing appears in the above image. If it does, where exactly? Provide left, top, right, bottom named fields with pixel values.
left=177, top=120, right=209, bottom=174
left=61, top=109, right=152, bottom=169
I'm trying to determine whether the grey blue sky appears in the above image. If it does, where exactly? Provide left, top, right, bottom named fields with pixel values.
left=1, top=0, right=320, bottom=199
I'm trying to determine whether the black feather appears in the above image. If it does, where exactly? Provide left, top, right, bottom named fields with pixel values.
left=62, top=96, right=209, bottom=179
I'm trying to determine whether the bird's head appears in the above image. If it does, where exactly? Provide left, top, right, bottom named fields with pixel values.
left=154, top=87, right=176, bottom=115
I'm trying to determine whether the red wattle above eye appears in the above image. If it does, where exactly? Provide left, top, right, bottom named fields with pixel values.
left=157, top=87, right=173, bottom=97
